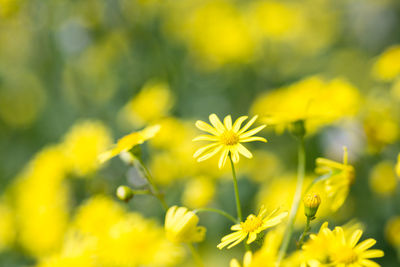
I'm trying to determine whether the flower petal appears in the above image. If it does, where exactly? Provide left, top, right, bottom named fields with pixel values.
left=218, top=148, right=229, bottom=169
left=197, top=145, right=223, bottom=162
left=349, top=229, right=363, bottom=248
left=192, top=135, right=219, bottom=142
left=224, top=115, right=232, bottom=130
left=237, top=144, right=253, bottom=159
left=360, top=249, right=384, bottom=259
left=233, top=116, right=248, bottom=132
left=195, top=120, right=219, bottom=136
left=209, top=114, right=226, bottom=133
left=193, top=143, right=219, bottom=158
left=237, top=115, right=258, bottom=135
left=240, top=136, right=267, bottom=143
left=247, top=232, right=257, bottom=244
left=239, top=125, right=266, bottom=139
left=355, top=238, right=376, bottom=252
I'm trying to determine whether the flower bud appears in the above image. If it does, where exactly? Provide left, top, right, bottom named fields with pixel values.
left=116, top=185, right=134, bottom=202
left=303, top=193, right=321, bottom=219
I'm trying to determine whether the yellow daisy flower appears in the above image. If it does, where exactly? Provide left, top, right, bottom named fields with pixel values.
left=193, top=114, right=267, bottom=169
left=315, top=146, right=355, bottom=211
left=98, top=125, right=160, bottom=164
left=331, top=227, right=384, bottom=266
left=302, top=222, right=384, bottom=267
left=217, top=206, right=288, bottom=249
left=164, top=206, right=206, bottom=244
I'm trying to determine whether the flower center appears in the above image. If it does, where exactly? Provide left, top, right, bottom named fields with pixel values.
left=334, top=247, right=358, bottom=264
left=241, top=215, right=263, bottom=233
left=220, top=130, right=239, bottom=146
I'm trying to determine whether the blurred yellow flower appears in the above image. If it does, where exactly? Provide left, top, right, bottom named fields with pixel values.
left=0, top=71, right=46, bottom=128
left=0, top=201, right=15, bottom=251
left=316, top=146, right=355, bottom=211
left=385, top=216, right=400, bottom=248
left=166, top=0, right=255, bottom=68
left=182, top=176, right=215, bottom=209
left=302, top=222, right=384, bottom=266
left=217, top=206, right=287, bottom=249
left=98, top=213, right=183, bottom=266
left=230, top=251, right=252, bottom=267
left=72, top=195, right=125, bottom=238
left=372, top=45, right=400, bottom=81
left=119, top=81, right=174, bottom=128
left=369, top=161, right=397, bottom=196
left=63, top=120, right=113, bottom=176
left=165, top=206, right=206, bottom=244
left=98, top=124, right=160, bottom=163
left=36, top=232, right=97, bottom=267
left=362, top=96, right=399, bottom=153
left=11, top=146, right=70, bottom=257
left=0, top=0, right=20, bottom=18
left=251, top=76, right=360, bottom=134
left=193, top=114, right=266, bottom=169
left=396, top=153, right=400, bottom=178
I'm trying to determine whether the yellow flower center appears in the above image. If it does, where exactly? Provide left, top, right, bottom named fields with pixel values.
left=241, top=215, right=263, bottom=233
left=334, top=247, right=358, bottom=264
left=220, top=130, right=239, bottom=146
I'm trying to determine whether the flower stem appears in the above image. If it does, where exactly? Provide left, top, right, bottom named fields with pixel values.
left=136, top=157, right=168, bottom=211
left=229, top=153, right=243, bottom=222
left=277, top=136, right=305, bottom=266
left=193, top=208, right=237, bottom=223
left=297, top=217, right=311, bottom=248
left=188, top=243, right=204, bottom=267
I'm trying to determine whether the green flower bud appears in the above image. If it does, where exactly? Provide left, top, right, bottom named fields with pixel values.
left=303, top=193, right=321, bottom=219
left=116, top=185, right=134, bottom=202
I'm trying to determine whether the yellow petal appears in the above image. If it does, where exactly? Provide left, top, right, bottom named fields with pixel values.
left=195, top=120, right=219, bottom=136
left=237, top=144, right=253, bottom=159
left=224, top=115, right=233, bottom=130
left=209, top=114, right=226, bottom=133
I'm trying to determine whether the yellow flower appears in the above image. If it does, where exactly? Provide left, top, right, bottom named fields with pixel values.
left=98, top=125, right=160, bottom=163
left=118, top=81, right=174, bottom=127
left=217, top=206, right=287, bottom=249
left=302, top=222, right=384, bottom=266
left=396, top=153, right=400, bottom=178
left=164, top=206, right=206, bottom=243
left=63, top=120, right=112, bottom=176
left=315, top=146, right=355, bottom=211
left=372, top=45, right=400, bottom=81
left=385, top=216, right=400, bottom=248
left=230, top=251, right=252, bottom=267
left=369, top=161, right=397, bottom=196
left=193, top=114, right=267, bottom=169
left=182, top=176, right=215, bottom=209
left=251, top=76, right=360, bottom=134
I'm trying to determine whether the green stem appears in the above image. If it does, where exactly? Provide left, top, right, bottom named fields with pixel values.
left=131, top=189, right=151, bottom=195
left=136, top=158, right=168, bottom=211
left=297, top=217, right=311, bottom=248
left=277, top=136, right=305, bottom=266
left=229, top=153, right=243, bottom=222
left=188, top=243, right=204, bottom=267
left=193, top=208, right=237, bottom=223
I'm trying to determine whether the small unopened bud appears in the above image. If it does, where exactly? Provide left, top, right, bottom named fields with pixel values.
left=303, top=193, right=321, bottom=219
left=116, top=185, right=134, bottom=202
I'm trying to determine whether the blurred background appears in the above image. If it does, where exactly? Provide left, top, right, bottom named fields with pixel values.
left=1, top=0, right=400, bottom=266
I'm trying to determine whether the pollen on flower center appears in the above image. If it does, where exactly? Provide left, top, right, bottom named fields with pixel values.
left=220, top=130, right=240, bottom=146
left=241, top=215, right=263, bottom=233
